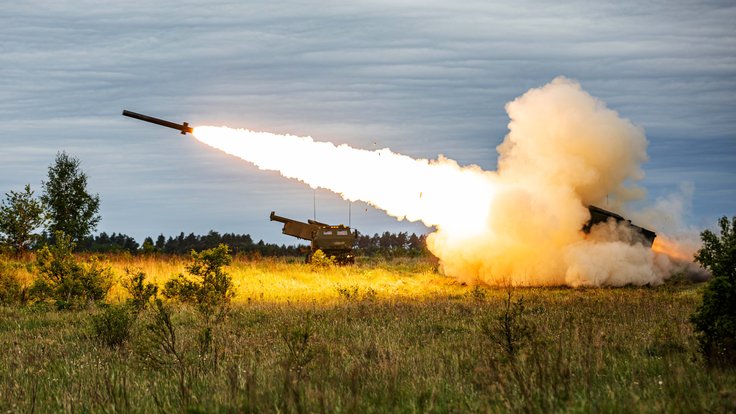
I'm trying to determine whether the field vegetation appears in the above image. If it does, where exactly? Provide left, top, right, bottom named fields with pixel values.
left=1, top=252, right=735, bottom=413
left=3, top=141, right=733, bottom=412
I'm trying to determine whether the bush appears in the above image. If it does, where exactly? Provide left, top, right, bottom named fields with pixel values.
left=163, top=244, right=233, bottom=317
left=91, top=303, right=134, bottom=348
left=335, top=285, right=377, bottom=302
left=121, top=269, right=157, bottom=313
left=136, top=299, right=189, bottom=385
left=467, top=285, right=488, bottom=303
left=0, top=262, right=24, bottom=305
left=691, top=216, right=736, bottom=366
left=309, top=249, right=336, bottom=269
left=32, top=231, right=113, bottom=309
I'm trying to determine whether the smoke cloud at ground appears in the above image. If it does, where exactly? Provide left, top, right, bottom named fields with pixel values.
left=194, top=77, right=702, bottom=287
left=430, top=77, right=664, bottom=286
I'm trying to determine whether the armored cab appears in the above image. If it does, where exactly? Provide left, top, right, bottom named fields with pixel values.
left=584, top=205, right=656, bottom=246
left=270, top=211, right=357, bottom=264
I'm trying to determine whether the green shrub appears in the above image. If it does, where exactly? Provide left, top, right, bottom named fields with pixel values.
left=137, top=299, right=183, bottom=367
left=160, top=245, right=234, bottom=381
left=467, top=285, right=488, bottom=303
left=691, top=216, right=736, bottom=366
left=163, top=275, right=198, bottom=303
left=336, top=285, right=359, bottom=300
left=91, top=303, right=134, bottom=348
left=32, top=231, right=113, bottom=309
left=309, top=249, right=336, bottom=269
left=121, top=269, right=157, bottom=313
left=335, top=285, right=377, bottom=302
left=163, top=244, right=233, bottom=317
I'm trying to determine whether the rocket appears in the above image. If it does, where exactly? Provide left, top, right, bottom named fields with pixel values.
left=122, top=110, right=193, bottom=135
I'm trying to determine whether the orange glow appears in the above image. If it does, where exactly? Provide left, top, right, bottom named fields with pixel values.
left=652, top=236, right=694, bottom=263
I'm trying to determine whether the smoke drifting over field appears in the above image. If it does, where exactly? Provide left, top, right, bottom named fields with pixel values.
left=194, top=77, right=699, bottom=286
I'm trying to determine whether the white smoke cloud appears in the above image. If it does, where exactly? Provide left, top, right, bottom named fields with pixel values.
left=427, top=76, right=674, bottom=286
left=194, top=76, right=702, bottom=286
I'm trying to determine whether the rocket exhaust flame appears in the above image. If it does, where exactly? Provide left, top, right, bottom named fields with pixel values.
left=192, top=126, right=496, bottom=236
left=191, top=77, right=701, bottom=287
left=652, top=236, right=695, bottom=263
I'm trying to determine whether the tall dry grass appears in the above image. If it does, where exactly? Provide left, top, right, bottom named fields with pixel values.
left=0, top=254, right=734, bottom=412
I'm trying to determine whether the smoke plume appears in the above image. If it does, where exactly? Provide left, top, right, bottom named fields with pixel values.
left=193, top=76, right=699, bottom=286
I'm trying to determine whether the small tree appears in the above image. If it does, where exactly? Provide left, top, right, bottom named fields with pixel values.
left=163, top=244, right=234, bottom=317
left=41, top=151, right=101, bottom=244
left=163, top=244, right=233, bottom=360
left=121, top=269, right=158, bottom=313
left=0, top=184, right=45, bottom=256
left=482, top=289, right=535, bottom=362
left=691, top=216, right=736, bottom=366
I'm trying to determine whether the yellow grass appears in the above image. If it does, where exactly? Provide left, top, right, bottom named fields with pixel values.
left=3, top=254, right=735, bottom=412
left=102, top=255, right=463, bottom=304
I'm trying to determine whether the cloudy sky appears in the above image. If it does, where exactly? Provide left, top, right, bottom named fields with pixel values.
left=1, top=0, right=734, bottom=244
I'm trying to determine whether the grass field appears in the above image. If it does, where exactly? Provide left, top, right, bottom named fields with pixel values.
left=1, top=255, right=734, bottom=413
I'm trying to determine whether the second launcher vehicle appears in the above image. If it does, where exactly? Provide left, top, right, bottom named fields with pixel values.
left=270, top=211, right=358, bottom=264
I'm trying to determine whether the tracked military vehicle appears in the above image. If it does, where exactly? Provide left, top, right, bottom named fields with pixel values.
left=270, top=211, right=357, bottom=264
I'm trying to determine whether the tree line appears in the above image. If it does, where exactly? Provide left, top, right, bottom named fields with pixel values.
left=0, top=152, right=430, bottom=258
left=80, top=231, right=299, bottom=256
left=77, top=229, right=429, bottom=257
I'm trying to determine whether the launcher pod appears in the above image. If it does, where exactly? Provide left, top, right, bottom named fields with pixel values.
left=584, top=205, right=657, bottom=246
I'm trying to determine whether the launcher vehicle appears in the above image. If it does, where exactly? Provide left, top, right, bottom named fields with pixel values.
left=584, top=205, right=656, bottom=246
left=270, top=211, right=357, bottom=264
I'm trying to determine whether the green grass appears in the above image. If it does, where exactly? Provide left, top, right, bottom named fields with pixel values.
left=1, top=255, right=735, bottom=413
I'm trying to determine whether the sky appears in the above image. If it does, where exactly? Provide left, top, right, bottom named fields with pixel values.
left=1, top=0, right=734, bottom=245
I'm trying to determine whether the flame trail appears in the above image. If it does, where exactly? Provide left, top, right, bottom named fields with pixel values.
left=193, top=126, right=496, bottom=236
left=193, top=77, right=700, bottom=286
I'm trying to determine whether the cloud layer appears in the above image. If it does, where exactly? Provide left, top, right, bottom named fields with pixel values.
left=1, top=0, right=734, bottom=242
